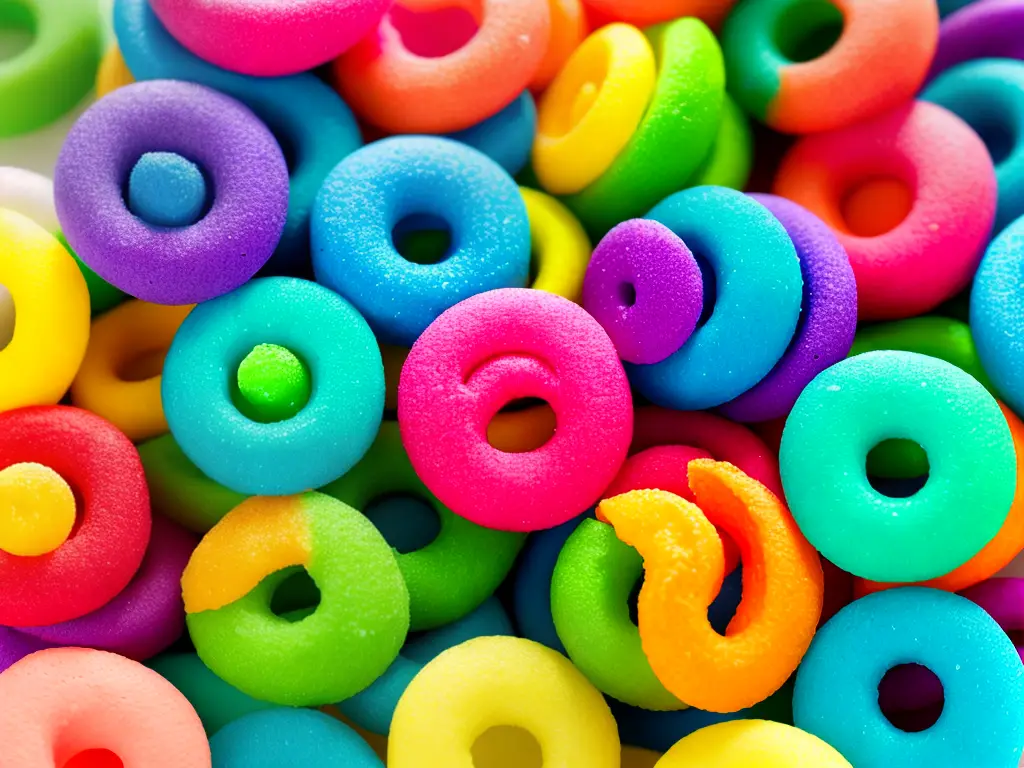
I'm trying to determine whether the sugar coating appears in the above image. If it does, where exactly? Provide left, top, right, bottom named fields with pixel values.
left=128, top=151, right=207, bottom=228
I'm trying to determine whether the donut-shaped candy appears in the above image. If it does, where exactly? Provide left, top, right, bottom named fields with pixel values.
left=399, top=288, right=633, bottom=532
left=774, top=100, right=997, bottom=320
left=334, top=0, right=550, bottom=134
left=531, top=0, right=587, bottom=91
left=0, top=210, right=89, bottom=412
left=388, top=637, right=620, bottom=768
left=312, top=137, right=531, bottom=346
left=929, top=0, right=1024, bottom=80
left=0, top=167, right=59, bottom=231
left=628, top=186, right=803, bottom=410
left=719, top=194, right=857, bottom=422
left=182, top=493, right=409, bottom=706
left=162, top=277, right=384, bottom=496
left=0, top=0, right=102, bottom=137
left=447, top=92, right=536, bottom=176
left=781, top=351, right=1016, bottom=583
left=583, top=219, right=703, bottom=365
left=583, top=0, right=736, bottom=29
left=795, top=588, right=1024, bottom=767
left=96, top=44, right=134, bottom=97
left=522, top=187, right=592, bottom=302
left=654, top=720, right=852, bottom=767
left=723, top=0, right=937, bottom=134
left=322, top=422, right=525, bottom=630
left=0, top=648, right=210, bottom=768
left=689, top=94, right=753, bottom=190
left=0, top=406, right=151, bottom=627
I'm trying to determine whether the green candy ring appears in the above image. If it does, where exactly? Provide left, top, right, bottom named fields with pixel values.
left=688, top=94, right=753, bottom=190
left=322, top=422, right=525, bottom=631
left=781, top=351, right=1016, bottom=583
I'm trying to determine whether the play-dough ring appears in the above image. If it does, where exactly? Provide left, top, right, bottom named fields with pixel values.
left=929, top=0, right=1024, bottom=80
left=162, top=278, right=383, bottom=496
left=71, top=301, right=192, bottom=442
left=583, top=0, right=737, bottom=29
left=521, top=187, right=592, bottom=302
left=654, top=720, right=852, bottom=767
left=781, top=351, right=1016, bottom=583
left=182, top=493, right=409, bottom=706
left=567, top=19, right=725, bottom=236
left=55, top=80, right=288, bottom=305
left=399, top=288, right=633, bottom=532
left=628, top=186, right=802, bottom=410
left=96, top=44, right=134, bottom=97
left=599, top=461, right=823, bottom=713
left=794, top=588, right=1024, bottom=767
left=334, top=0, right=550, bottom=134
left=447, top=92, right=536, bottom=176
left=0, top=406, right=151, bottom=627
left=322, top=422, right=525, bottom=631
left=0, top=648, right=210, bottom=767
left=0, top=209, right=89, bottom=412
left=530, top=0, right=586, bottom=90
left=113, top=0, right=362, bottom=274
left=533, top=24, right=656, bottom=195
left=720, top=193, right=857, bottom=423
left=388, top=636, right=620, bottom=768
left=0, top=167, right=58, bottom=231
left=312, top=137, right=531, bottom=347
left=774, top=100, right=997, bottom=320
left=723, top=0, right=938, bottom=134
left=149, top=0, right=389, bottom=77
left=0, top=0, right=102, bottom=137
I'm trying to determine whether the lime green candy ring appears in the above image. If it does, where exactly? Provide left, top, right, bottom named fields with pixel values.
left=551, top=518, right=686, bottom=711
left=0, top=0, right=102, bottom=137
left=322, top=422, right=526, bottom=631
left=182, top=492, right=410, bottom=706
left=56, top=232, right=127, bottom=316
left=567, top=18, right=725, bottom=238
left=689, top=94, right=753, bottom=190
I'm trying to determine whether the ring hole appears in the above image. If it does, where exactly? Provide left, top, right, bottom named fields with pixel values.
left=618, top=282, right=637, bottom=309
left=693, top=252, right=717, bottom=329
left=968, top=112, right=1016, bottom=166
left=627, top=573, right=644, bottom=626
left=841, top=177, right=914, bottom=237
left=270, top=567, right=321, bottom=622
left=233, top=344, right=312, bottom=424
left=0, top=1, right=35, bottom=62
left=62, top=749, right=124, bottom=768
left=487, top=399, right=557, bottom=453
left=116, top=347, right=167, bottom=382
left=546, top=57, right=610, bottom=138
left=390, top=3, right=479, bottom=58
left=774, top=0, right=844, bottom=63
left=393, top=214, right=454, bottom=265
left=879, top=663, right=945, bottom=732
left=364, top=493, right=441, bottom=554
left=472, top=726, right=543, bottom=768
left=867, top=440, right=930, bottom=497
left=0, top=283, right=14, bottom=351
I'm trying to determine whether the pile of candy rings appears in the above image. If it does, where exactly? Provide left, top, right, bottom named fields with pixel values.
left=9, top=0, right=1024, bottom=765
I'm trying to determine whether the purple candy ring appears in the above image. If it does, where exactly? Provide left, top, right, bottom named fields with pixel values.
left=0, top=628, right=48, bottom=675
left=582, top=219, right=703, bottom=365
left=719, top=194, right=857, bottom=423
left=929, top=0, right=1024, bottom=81
left=55, top=79, right=289, bottom=305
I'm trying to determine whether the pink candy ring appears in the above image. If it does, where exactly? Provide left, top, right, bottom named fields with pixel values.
left=774, top=100, right=997, bottom=320
left=148, top=0, right=391, bottom=76
left=399, top=288, right=632, bottom=532
left=0, top=648, right=210, bottom=768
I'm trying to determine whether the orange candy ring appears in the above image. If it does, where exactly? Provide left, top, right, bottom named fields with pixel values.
left=599, top=460, right=823, bottom=713
left=531, top=0, right=587, bottom=91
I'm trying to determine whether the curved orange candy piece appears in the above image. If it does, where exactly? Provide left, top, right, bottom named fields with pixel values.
left=584, top=0, right=736, bottom=29
left=599, top=459, right=823, bottom=713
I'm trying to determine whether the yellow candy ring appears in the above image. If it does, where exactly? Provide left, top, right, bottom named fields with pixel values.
left=71, top=300, right=193, bottom=442
left=599, top=460, right=823, bottom=713
left=96, top=44, right=135, bottom=97
left=654, top=720, right=852, bottom=767
left=388, top=636, right=620, bottom=768
left=0, top=209, right=90, bottom=412
left=522, top=187, right=592, bottom=302
left=533, top=23, right=656, bottom=195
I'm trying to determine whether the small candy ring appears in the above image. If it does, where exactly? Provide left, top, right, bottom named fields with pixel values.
left=521, top=187, right=592, bottom=302
left=929, top=0, right=1024, bottom=80
left=654, top=720, right=852, bottom=767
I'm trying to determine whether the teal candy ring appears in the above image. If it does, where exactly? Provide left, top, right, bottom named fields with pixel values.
left=781, top=351, right=1016, bottom=583
left=322, top=422, right=525, bottom=631
left=0, top=0, right=101, bottom=137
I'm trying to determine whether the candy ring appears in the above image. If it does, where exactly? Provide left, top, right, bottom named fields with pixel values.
left=334, top=0, right=550, bottom=134
left=312, top=137, right=531, bottom=346
left=600, top=461, right=823, bottom=713
left=723, top=0, right=937, bottom=134
left=719, top=194, right=857, bottom=423
left=399, top=288, right=633, bottom=532
left=774, top=100, right=996, bottom=320
left=96, top=44, right=134, bottom=97
left=929, top=0, right=1024, bottom=80
left=924, top=60, right=1024, bottom=234
left=583, top=0, right=736, bottom=29
left=628, top=186, right=802, bottom=410
left=322, top=422, right=525, bottom=631
left=567, top=19, right=725, bottom=236
left=530, top=0, right=586, bottom=90
left=447, top=92, right=537, bottom=176
left=0, top=0, right=102, bottom=137
left=689, top=94, right=752, bottom=189
left=388, top=636, right=620, bottom=767
left=0, top=406, right=150, bottom=627
left=183, top=493, right=409, bottom=706
left=0, top=167, right=58, bottom=231
left=71, top=301, right=193, bottom=442
left=0, top=648, right=210, bottom=767
left=0, top=210, right=89, bottom=411
left=795, top=588, right=1024, bottom=767
left=113, top=0, right=362, bottom=274
left=654, top=720, right=852, bottom=767
left=522, top=187, right=592, bottom=302
left=584, top=219, right=703, bottom=365
left=533, top=24, right=656, bottom=195
left=781, top=350, right=1016, bottom=582
left=149, top=0, right=389, bottom=77
left=55, top=80, right=288, bottom=305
